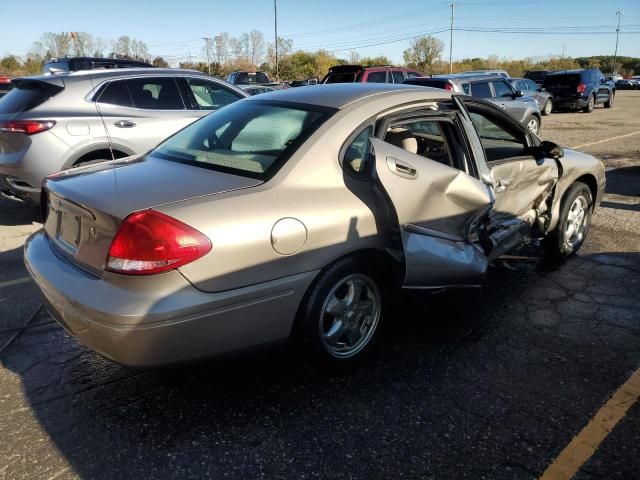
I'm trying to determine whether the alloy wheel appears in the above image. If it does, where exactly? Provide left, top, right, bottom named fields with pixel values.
left=564, top=194, right=590, bottom=251
left=319, top=274, right=381, bottom=359
left=527, top=118, right=539, bottom=134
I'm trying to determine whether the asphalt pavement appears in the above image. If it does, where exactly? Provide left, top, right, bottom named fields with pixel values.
left=0, top=92, right=639, bottom=480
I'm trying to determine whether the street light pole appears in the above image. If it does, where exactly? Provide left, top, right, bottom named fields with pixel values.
left=448, top=2, right=455, bottom=74
left=613, top=10, right=623, bottom=75
left=202, top=37, right=212, bottom=75
left=274, top=0, right=279, bottom=81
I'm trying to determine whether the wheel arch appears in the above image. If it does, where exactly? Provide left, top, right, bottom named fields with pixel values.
left=61, top=142, right=136, bottom=169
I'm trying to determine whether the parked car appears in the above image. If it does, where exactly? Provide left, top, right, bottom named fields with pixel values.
left=226, top=71, right=285, bottom=90
left=543, top=69, right=615, bottom=113
left=0, top=76, right=12, bottom=99
left=0, top=68, right=248, bottom=202
left=614, top=79, right=637, bottom=90
left=403, top=74, right=542, bottom=133
left=25, top=83, right=605, bottom=367
left=290, top=79, right=318, bottom=87
left=460, top=69, right=511, bottom=78
left=524, top=70, right=553, bottom=85
left=322, top=65, right=423, bottom=84
left=510, top=77, right=554, bottom=115
left=239, top=85, right=275, bottom=95
left=43, top=56, right=153, bottom=74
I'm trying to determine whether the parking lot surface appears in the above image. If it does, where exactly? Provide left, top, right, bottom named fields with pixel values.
left=1, top=92, right=639, bottom=479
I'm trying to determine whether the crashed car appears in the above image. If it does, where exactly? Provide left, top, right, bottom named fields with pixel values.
left=25, top=84, right=605, bottom=367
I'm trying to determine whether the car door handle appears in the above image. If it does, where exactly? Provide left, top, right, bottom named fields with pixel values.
left=387, top=156, right=418, bottom=179
left=113, top=120, right=136, bottom=128
left=495, top=180, right=510, bottom=192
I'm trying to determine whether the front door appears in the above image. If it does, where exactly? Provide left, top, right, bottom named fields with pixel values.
left=464, top=102, right=559, bottom=253
left=371, top=134, right=493, bottom=288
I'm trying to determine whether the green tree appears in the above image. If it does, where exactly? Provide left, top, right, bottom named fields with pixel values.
left=152, top=56, right=169, bottom=68
left=403, top=35, right=444, bottom=74
left=0, top=55, right=21, bottom=72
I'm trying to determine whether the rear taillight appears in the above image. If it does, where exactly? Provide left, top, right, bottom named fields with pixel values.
left=106, top=210, right=212, bottom=275
left=0, top=120, right=55, bottom=135
left=577, top=83, right=586, bottom=94
left=444, top=82, right=453, bottom=91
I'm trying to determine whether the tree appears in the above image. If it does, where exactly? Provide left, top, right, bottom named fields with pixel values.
left=213, top=33, right=230, bottom=65
left=0, top=55, right=21, bottom=72
left=361, top=55, right=393, bottom=67
left=403, top=35, right=444, bottom=74
left=248, top=30, right=265, bottom=66
left=111, top=36, right=149, bottom=61
left=152, top=56, right=169, bottom=68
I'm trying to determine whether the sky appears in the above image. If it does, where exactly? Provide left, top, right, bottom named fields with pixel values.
left=1, top=0, right=639, bottom=65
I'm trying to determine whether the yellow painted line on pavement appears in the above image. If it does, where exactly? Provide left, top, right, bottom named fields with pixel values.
left=571, top=130, right=640, bottom=150
left=539, top=368, right=640, bottom=480
left=0, top=277, right=30, bottom=289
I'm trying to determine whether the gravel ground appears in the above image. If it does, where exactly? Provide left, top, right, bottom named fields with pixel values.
left=0, top=91, right=639, bottom=480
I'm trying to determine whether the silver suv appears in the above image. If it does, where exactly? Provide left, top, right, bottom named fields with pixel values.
left=0, top=68, right=247, bottom=202
left=404, top=74, right=542, bottom=134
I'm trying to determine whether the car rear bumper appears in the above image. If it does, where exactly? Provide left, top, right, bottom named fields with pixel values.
left=553, top=96, right=588, bottom=110
left=24, top=231, right=317, bottom=367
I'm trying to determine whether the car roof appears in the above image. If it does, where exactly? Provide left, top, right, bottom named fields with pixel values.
left=244, top=83, right=451, bottom=109
left=547, top=69, right=587, bottom=75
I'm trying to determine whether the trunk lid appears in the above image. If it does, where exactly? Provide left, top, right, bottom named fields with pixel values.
left=43, top=155, right=262, bottom=275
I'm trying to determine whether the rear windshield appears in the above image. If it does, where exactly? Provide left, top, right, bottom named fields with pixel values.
left=0, top=86, right=53, bottom=114
left=235, top=72, right=270, bottom=84
left=151, top=101, right=333, bottom=179
left=544, top=74, right=580, bottom=86
left=324, top=72, right=358, bottom=83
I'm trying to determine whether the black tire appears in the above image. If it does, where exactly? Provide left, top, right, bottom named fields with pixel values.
left=294, top=255, right=388, bottom=367
left=542, top=99, right=553, bottom=116
left=545, top=182, right=593, bottom=260
left=524, top=115, right=540, bottom=135
left=604, top=91, right=614, bottom=108
left=582, top=94, right=595, bottom=113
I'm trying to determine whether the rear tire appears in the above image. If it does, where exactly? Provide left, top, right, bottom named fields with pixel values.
left=542, top=99, right=553, bottom=116
left=294, top=256, right=387, bottom=367
left=525, top=115, right=540, bottom=135
left=545, top=182, right=593, bottom=261
left=582, top=94, right=595, bottom=113
left=604, top=91, right=614, bottom=108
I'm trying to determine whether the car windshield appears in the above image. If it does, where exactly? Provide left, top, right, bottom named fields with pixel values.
left=151, top=101, right=332, bottom=179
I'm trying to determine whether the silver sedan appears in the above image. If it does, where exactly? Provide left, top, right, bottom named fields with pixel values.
left=25, top=84, right=605, bottom=367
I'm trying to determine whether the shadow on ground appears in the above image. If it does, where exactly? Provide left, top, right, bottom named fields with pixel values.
left=2, top=250, right=639, bottom=479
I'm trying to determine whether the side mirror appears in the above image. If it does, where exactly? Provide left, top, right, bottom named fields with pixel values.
left=540, top=140, right=564, bottom=160
left=513, top=90, right=524, bottom=98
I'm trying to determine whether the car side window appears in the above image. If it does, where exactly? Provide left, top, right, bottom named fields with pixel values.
left=383, top=119, right=455, bottom=168
left=461, top=83, right=471, bottom=95
left=97, top=80, right=133, bottom=107
left=526, top=79, right=539, bottom=91
left=468, top=110, right=527, bottom=162
left=492, top=80, right=514, bottom=98
left=186, top=78, right=242, bottom=110
left=366, top=71, right=387, bottom=83
left=470, top=81, right=492, bottom=98
left=343, top=125, right=373, bottom=174
left=391, top=70, right=405, bottom=83
left=127, top=77, right=184, bottom=110
left=406, top=71, right=422, bottom=78
left=517, top=80, right=529, bottom=91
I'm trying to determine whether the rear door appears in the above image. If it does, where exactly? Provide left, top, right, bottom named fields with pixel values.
left=371, top=115, right=493, bottom=287
left=96, top=76, right=198, bottom=154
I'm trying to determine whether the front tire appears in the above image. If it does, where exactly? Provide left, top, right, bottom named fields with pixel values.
left=582, top=94, right=595, bottom=113
left=542, top=99, right=553, bottom=116
left=604, top=91, right=614, bottom=108
left=295, top=256, right=386, bottom=366
left=545, top=182, right=593, bottom=260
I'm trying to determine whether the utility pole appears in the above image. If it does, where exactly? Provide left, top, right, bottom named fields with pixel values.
left=613, top=10, right=623, bottom=75
left=448, top=3, right=456, bottom=74
left=274, top=0, right=279, bottom=81
left=202, top=37, right=212, bottom=75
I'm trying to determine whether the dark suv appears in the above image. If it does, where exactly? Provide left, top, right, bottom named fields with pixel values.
left=543, top=69, right=615, bottom=113
left=322, top=65, right=423, bottom=84
left=524, top=70, right=552, bottom=86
